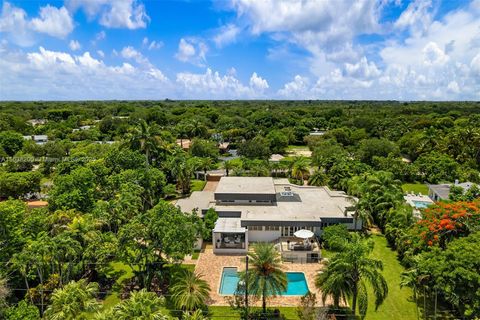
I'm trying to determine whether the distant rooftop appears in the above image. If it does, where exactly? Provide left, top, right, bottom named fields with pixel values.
left=215, top=177, right=276, bottom=195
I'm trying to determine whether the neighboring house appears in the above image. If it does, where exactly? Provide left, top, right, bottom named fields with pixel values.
left=309, top=129, right=326, bottom=136
left=218, top=142, right=230, bottom=154
left=428, top=180, right=476, bottom=201
left=27, top=119, right=47, bottom=126
left=23, top=135, right=48, bottom=145
left=269, top=154, right=285, bottom=162
left=72, top=125, right=92, bottom=132
left=176, top=177, right=359, bottom=261
left=176, top=139, right=191, bottom=150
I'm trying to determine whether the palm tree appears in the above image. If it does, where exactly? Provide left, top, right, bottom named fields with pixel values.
left=182, top=310, right=209, bottom=320
left=170, top=270, right=211, bottom=312
left=44, top=279, right=99, bottom=320
left=223, top=160, right=233, bottom=176
left=239, top=243, right=287, bottom=314
left=308, top=169, right=328, bottom=186
left=109, top=289, right=169, bottom=320
left=400, top=268, right=421, bottom=320
left=290, top=156, right=310, bottom=183
left=170, top=150, right=202, bottom=194
left=315, top=234, right=388, bottom=318
left=127, top=120, right=164, bottom=167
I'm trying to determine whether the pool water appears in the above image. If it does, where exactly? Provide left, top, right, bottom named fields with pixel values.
left=412, top=200, right=432, bottom=209
left=219, top=267, right=309, bottom=296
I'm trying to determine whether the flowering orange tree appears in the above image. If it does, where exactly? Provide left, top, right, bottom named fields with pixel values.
left=407, top=200, right=480, bottom=251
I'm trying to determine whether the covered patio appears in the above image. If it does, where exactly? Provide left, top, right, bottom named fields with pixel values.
left=212, top=218, right=248, bottom=253
left=275, top=229, right=322, bottom=263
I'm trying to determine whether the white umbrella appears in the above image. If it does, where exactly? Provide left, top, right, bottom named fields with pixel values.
left=294, top=229, right=314, bottom=239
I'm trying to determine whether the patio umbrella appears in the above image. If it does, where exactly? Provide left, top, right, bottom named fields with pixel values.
left=294, top=229, right=314, bottom=239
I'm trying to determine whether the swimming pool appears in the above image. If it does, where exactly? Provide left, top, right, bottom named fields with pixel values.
left=412, top=200, right=432, bottom=209
left=219, top=267, right=309, bottom=296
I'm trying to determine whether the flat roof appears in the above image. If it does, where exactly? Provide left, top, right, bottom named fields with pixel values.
left=215, top=177, right=276, bottom=195
left=175, top=191, right=214, bottom=215
left=213, top=217, right=245, bottom=233
left=216, top=182, right=356, bottom=222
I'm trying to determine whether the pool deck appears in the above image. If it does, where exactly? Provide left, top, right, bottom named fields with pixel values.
left=194, top=247, right=331, bottom=307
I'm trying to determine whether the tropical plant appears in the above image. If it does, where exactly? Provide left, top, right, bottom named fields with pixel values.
left=308, top=169, right=328, bottom=186
left=238, top=243, right=287, bottom=314
left=109, top=289, right=169, bottom=320
left=315, top=234, right=388, bottom=318
left=182, top=309, right=209, bottom=320
left=290, top=156, right=310, bottom=182
left=170, top=270, right=211, bottom=312
left=43, top=279, right=99, bottom=320
left=127, top=120, right=165, bottom=167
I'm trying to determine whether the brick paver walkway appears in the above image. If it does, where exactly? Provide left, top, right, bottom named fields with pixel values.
left=194, top=248, right=331, bottom=307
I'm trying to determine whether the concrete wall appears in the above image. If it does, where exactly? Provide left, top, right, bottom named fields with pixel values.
left=248, top=229, right=281, bottom=242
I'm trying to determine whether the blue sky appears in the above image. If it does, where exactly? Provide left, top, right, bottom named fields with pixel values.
left=0, top=0, right=479, bottom=100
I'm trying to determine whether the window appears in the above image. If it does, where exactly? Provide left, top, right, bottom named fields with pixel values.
left=249, top=226, right=263, bottom=231
left=265, top=226, right=279, bottom=231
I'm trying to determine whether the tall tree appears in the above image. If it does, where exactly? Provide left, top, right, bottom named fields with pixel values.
left=315, top=234, right=388, bottom=318
left=239, top=243, right=287, bottom=314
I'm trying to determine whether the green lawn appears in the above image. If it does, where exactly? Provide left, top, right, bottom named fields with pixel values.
left=322, top=234, right=417, bottom=320
left=402, top=183, right=429, bottom=195
left=208, top=306, right=300, bottom=320
left=191, top=179, right=207, bottom=192
left=365, top=234, right=417, bottom=320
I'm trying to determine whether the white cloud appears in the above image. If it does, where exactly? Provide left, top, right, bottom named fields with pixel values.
left=176, top=68, right=269, bottom=99
left=344, top=57, right=380, bottom=79
left=213, top=24, right=240, bottom=47
left=0, top=2, right=33, bottom=46
left=249, top=72, right=269, bottom=91
left=30, top=5, right=74, bottom=38
left=66, top=0, right=149, bottom=29
left=0, top=2, right=73, bottom=46
left=278, top=75, right=311, bottom=99
left=229, top=0, right=382, bottom=54
left=97, top=50, right=105, bottom=58
left=175, top=38, right=208, bottom=66
left=447, top=81, right=460, bottom=94
left=394, top=0, right=434, bottom=36
left=142, top=37, right=162, bottom=50
left=470, top=53, right=480, bottom=76
left=120, top=45, right=149, bottom=65
left=422, top=42, right=449, bottom=66
left=0, top=45, right=170, bottom=100
left=69, top=40, right=81, bottom=51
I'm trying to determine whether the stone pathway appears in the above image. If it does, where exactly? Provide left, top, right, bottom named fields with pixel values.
left=194, top=248, right=332, bottom=307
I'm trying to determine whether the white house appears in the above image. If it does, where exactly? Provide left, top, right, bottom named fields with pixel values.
left=176, top=177, right=359, bottom=261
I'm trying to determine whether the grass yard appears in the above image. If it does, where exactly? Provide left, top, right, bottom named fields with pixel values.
left=322, top=234, right=417, bottom=320
left=191, top=179, right=207, bottom=192
left=361, top=234, right=417, bottom=320
left=208, top=306, right=300, bottom=320
left=402, top=183, right=429, bottom=195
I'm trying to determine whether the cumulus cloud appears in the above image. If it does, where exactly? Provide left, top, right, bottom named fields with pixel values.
left=175, top=38, right=208, bottom=66
left=422, top=42, right=449, bottom=66
left=229, top=0, right=381, bottom=54
left=278, top=75, right=311, bottom=99
left=30, top=5, right=74, bottom=38
left=69, top=40, right=81, bottom=51
left=0, top=45, right=169, bottom=100
left=249, top=72, right=269, bottom=91
left=0, top=2, right=74, bottom=46
left=176, top=68, right=269, bottom=99
left=66, top=0, right=149, bottom=29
